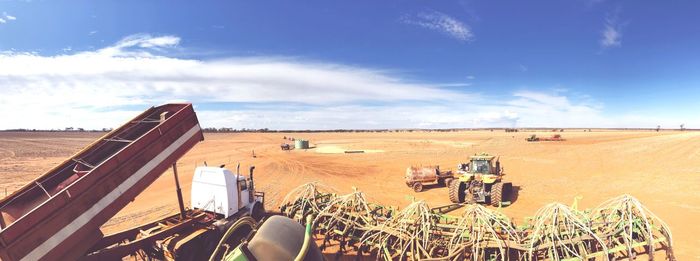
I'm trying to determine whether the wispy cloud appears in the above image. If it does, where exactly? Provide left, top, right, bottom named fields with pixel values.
left=600, top=12, right=623, bottom=48
left=0, top=34, right=476, bottom=129
left=519, top=64, right=528, bottom=72
left=401, top=11, right=474, bottom=42
left=0, top=12, right=16, bottom=24
left=600, top=24, right=621, bottom=48
left=113, top=33, right=180, bottom=49
left=97, top=33, right=180, bottom=56
left=196, top=90, right=610, bottom=129
left=0, top=33, right=667, bottom=130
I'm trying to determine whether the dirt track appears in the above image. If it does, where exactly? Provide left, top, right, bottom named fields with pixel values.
left=1, top=131, right=698, bottom=260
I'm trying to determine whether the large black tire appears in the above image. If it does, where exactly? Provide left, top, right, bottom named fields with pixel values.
left=413, top=182, right=423, bottom=192
left=443, top=178, right=454, bottom=187
left=490, top=182, right=512, bottom=207
left=448, top=181, right=463, bottom=203
left=252, top=202, right=265, bottom=221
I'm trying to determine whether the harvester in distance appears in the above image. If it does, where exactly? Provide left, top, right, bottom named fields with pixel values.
left=281, top=143, right=292, bottom=150
left=448, top=153, right=512, bottom=206
left=527, top=134, right=565, bottom=142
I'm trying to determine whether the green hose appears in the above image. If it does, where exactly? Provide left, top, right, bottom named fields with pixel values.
left=209, top=216, right=256, bottom=261
left=294, top=215, right=314, bottom=261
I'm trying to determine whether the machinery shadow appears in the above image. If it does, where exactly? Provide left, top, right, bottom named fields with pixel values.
left=416, top=183, right=448, bottom=192
left=322, top=251, right=375, bottom=260
left=508, top=185, right=522, bottom=205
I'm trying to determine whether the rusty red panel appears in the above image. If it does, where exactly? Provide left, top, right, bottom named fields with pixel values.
left=0, top=104, right=204, bottom=261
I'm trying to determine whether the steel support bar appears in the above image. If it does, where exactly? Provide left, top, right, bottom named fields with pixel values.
left=172, top=163, right=186, bottom=220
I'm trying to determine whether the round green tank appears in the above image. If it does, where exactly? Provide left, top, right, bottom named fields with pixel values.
left=295, top=139, right=309, bottom=150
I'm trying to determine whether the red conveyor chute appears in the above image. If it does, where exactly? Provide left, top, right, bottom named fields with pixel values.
left=0, top=103, right=204, bottom=261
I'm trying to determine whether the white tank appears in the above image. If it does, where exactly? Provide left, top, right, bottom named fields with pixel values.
left=191, top=166, right=248, bottom=218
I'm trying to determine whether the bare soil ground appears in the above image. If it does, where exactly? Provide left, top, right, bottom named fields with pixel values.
left=1, top=130, right=698, bottom=260
left=0, top=132, right=103, bottom=195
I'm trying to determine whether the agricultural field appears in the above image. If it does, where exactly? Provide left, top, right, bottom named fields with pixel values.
left=1, top=130, right=698, bottom=260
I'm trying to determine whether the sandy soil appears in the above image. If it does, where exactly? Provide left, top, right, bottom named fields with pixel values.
left=0, top=132, right=103, bottom=195
left=1, top=130, right=698, bottom=260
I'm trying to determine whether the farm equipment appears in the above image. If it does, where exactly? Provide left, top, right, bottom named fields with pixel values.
left=448, top=153, right=512, bottom=206
left=0, top=104, right=314, bottom=261
left=85, top=165, right=266, bottom=260
left=0, top=104, right=204, bottom=261
left=405, top=166, right=454, bottom=192
left=282, top=183, right=675, bottom=260
left=210, top=215, right=323, bottom=261
left=527, top=134, right=565, bottom=142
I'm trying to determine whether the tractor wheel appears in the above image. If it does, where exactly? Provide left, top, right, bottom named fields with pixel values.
left=448, top=181, right=464, bottom=203
left=413, top=182, right=423, bottom=192
left=490, top=182, right=511, bottom=207
left=444, top=178, right=454, bottom=187
left=251, top=202, right=265, bottom=221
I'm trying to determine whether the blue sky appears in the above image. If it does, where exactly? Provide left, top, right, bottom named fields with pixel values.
left=1, top=0, right=699, bottom=129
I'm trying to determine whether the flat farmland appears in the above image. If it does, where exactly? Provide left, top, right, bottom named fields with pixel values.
left=1, top=130, right=698, bottom=260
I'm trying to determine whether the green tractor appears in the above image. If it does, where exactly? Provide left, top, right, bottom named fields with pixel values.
left=448, top=153, right=513, bottom=206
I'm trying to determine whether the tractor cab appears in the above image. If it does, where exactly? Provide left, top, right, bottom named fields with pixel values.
left=458, top=154, right=501, bottom=176
left=471, top=158, right=491, bottom=174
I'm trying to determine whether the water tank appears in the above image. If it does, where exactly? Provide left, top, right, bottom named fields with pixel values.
left=295, top=139, right=309, bottom=149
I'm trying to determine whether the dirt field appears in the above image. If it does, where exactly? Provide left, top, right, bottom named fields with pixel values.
left=1, top=130, right=698, bottom=260
left=0, top=132, right=104, bottom=195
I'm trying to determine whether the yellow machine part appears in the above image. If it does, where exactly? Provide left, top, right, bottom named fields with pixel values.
left=458, top=174, right=499, bottom=184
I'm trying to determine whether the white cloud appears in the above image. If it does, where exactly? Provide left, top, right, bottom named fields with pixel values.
left=505, top=91, right=610, bottom=127
left=195, top=91, right=606, bottom=130
left=471, top=111, right=519, bottom=127
left=195, top=91, right=693, bottom=130
left=402, top=11, right=474, bottom=42
left=600, top=12, right=623, bottom=48
left=198, top=105, right=522, bottom=130
left=0, top=33, right=675, bottom=130
left=0, top=34, right=475, bottom=129
left=600, top=24, right=621, bottom=48
left=97, top=33, right=180, bottom=56
left=1, top=12, right=16, bottom=24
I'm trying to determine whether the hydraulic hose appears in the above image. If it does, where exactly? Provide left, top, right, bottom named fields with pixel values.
left=209, top=216, right=256, bottom=261
left=294, top=215, right=314, bottom=261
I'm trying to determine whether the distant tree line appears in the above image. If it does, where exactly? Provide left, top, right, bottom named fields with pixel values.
left=200, top=127, right=500, bottom=133
left=199, top=127, right=700, bottom=133
left=1, top=127, right=113, bottom=132
left=2, top=126, right=698, bottom=133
